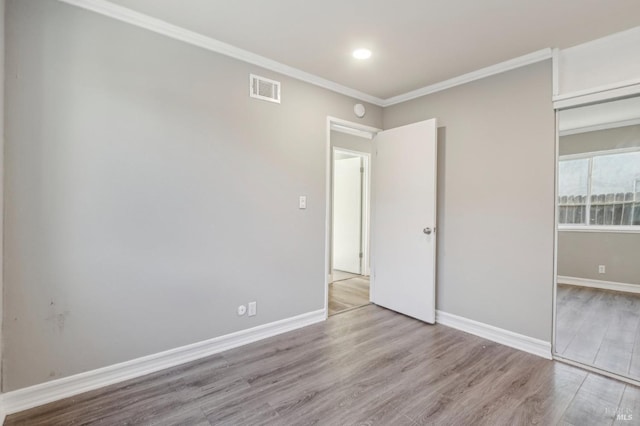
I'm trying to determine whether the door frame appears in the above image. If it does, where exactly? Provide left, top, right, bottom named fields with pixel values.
left=332, top=147, right=371, bottom=277
left=324, top=117, right=381, bottom=318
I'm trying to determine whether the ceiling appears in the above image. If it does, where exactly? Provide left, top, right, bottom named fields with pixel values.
left=107, top=0, right=640, bottom=100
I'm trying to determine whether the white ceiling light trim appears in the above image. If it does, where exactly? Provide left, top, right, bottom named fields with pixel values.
left=57, top=0, right=553, bottom=108
left=57, top=0, right=385, bottom=106
left=381, top=48, right=553, bottom=107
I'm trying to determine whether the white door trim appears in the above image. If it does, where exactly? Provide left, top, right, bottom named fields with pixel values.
left=551, top=110, right=560, bottom=363
left=325, top=117, right=380, bottom=317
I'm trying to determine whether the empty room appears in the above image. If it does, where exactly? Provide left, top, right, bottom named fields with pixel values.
left=1, top=0, right=640, bottom=425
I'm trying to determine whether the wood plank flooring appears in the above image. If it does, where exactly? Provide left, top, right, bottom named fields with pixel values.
left=556, top=284, right=640, bottom=380
left=328, top=277, right=370, bottom=316
left=331, top=270, right=360, bottom=282
left=6, top=304, right=639, bottom=426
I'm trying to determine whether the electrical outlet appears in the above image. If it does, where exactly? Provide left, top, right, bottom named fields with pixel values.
left=299, top=196, right=307, bottom=209
left=598, top=265, right=606, bottom=274
left=248, top=301, right=257, bottom=316
left=237, top=305, right=247, bottom=316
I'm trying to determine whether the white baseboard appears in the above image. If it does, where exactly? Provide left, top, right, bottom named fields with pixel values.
left=1, top=309, right=326, bottom=416
left=435, top=310, right=552, bottom=360
left=0, top=398, right=6, bottom=425
left=558, top=276, right=640, bottom=294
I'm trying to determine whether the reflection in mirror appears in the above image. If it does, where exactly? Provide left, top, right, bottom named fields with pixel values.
left=555, top=95, right=640, bottom=382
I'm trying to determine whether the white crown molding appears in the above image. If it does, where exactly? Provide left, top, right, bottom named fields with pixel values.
left=381, top=48, right=554, bottom=107
left=436, top=310, right=552, bottom=360
left=558, top=276, right=640, bottom=295
left=1, top=309, right=326, bottom=415
left=57, top=0, right=385, bottom=106
left=57, top=0, right=552, bottom=109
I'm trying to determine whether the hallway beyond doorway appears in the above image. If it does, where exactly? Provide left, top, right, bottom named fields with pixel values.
left=329, top=270, right=370, bottom=316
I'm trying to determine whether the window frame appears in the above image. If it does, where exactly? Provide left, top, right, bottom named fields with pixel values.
left=558, top=146, right=640, bottom=233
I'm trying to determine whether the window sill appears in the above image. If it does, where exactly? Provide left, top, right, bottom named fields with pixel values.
left=558, top=225, right=640, bottom=234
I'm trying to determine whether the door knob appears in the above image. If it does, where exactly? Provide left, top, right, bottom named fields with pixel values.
left=423, top=227, right=432, bottom=235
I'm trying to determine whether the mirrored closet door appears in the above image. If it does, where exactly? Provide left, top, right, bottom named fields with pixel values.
left=555, top=95, right=640, bottom=382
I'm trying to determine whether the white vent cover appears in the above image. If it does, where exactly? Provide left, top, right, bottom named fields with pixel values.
left=250, top=74, right=281, bottom=103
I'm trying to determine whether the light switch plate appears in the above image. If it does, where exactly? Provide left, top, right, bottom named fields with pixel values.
left=299, top=196, right=307, bottom=209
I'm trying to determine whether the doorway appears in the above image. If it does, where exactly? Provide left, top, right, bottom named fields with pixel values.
left=331, top=148, right=370, bottom=315
left=326, top=118, right=377, bottom=316
left=324, top=117, right=439, bottom=322
left=333, top=149, right=368, bottom=276
left=324, top=117, right=381, bottom=316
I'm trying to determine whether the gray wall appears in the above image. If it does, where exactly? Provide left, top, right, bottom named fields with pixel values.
left=3, top=0, right=382, bottom=391
left=559, top=124, right=640, bottom=155
left=558, top=124, right=640, bottom=284
left=331, top=130, right=373, bottom=154
left=384, top=61, right=555, bottom=342
left=558, top=232, right=640, bottom=284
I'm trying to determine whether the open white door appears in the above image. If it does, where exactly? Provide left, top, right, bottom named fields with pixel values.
left=371, top=119, right=437, bottom=324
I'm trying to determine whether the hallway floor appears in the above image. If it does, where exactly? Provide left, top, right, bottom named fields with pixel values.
left=329, top=271, right=370, bottom=316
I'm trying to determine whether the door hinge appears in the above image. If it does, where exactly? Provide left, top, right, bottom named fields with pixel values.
left=359, top=252, right=363, bottom=258
left=360, top=167, right=364, bottom=173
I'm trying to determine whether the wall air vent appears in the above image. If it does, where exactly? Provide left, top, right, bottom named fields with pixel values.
left=250, top=74, right=281, bottom=104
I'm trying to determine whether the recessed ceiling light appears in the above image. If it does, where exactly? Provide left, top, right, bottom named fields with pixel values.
left=353, top=48, right=372, bottom=60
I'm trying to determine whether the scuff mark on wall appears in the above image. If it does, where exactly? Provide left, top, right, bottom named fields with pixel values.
left=45, top=302, right=70, bottom=333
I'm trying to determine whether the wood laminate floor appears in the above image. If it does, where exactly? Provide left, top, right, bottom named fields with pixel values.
left=556, top=284, right=640, bottom=380
left=331, top=270, right=361, bottom=282
left=7, top=304, right=640, bottom=426
left=328, top=277, right=370, bottom=316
